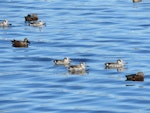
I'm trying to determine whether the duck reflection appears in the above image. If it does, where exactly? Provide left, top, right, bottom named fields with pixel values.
left=105, top=67, right=125, bottom=72
left=68, top=69, right=87, bottom=75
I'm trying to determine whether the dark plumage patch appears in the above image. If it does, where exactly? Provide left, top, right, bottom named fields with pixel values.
left=126, top=72, right=144, bottom=81
left=25, top=14, right=38, bottom=21
left=11, top=38, right=30, bottom=48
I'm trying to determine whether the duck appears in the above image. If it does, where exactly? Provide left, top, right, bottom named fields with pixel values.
left=29, top=20, right=46, bottom=27
left=54, top=57, right=71, bottom=65
left=133, top=0, right=142, bottom=3
left=126, top=72, right=144, bottom=81
left=25, top=14, right=38, bottom=21
left=11, top=38, right=30, bottom=47
left=0, top=19, right=12, bottom=27
left=68, top=62, right=86, bottom=72
left=105, top=59, right=124, bottom=68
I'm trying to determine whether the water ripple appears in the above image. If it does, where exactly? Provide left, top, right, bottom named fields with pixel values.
left=0, top=0, right=150, bottom=113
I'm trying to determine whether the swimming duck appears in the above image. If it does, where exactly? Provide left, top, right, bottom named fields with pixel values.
left=0, top=19, right=12, bottom=27
left=68, top=62, right=86, bottom=72
left=25, top=14, right=38, bottom=21
left=133, top=0, right=142, bottom=3
left=29, top=20, right=45, bottom=27
left=105, top=59, right=124, bottom=68
left=11, top=38, right=30, bottom=47
left=54, top=57, right=71, bottom=65
left=126, top=72, right=144, bottom=81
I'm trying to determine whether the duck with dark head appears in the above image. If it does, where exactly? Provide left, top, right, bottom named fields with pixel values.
left=126, top=72, right=144, bottom=81
left=105, top=59, right=124, bottom=68
left=11, top=38, right=30, bottom=47
left=25, top=14, right=38, bottom=21
left=0, top=19, right=12, bottom=27
left=54, top=57, right=71, bottom=65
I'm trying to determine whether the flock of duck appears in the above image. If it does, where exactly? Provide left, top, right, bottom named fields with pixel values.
left=53, top=57, right=144, bottom=81
left=0, top=0, right=142, bottom=27
left=1, top=0, right=144, bottom=82
left=54, top=57, right=87, bottom=74
left=0, top=14, right=45, bottom=27
left=53, top=0, right=144, bottom=81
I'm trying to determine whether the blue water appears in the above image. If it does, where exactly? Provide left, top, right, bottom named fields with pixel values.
left=0, top=0, right=150, bottom=113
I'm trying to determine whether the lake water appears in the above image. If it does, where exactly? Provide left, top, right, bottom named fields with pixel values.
left=0, top=0, right=150, bottom=113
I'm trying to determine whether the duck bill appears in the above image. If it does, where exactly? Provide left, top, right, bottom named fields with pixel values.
left=27, top=41, right=30, bottom=44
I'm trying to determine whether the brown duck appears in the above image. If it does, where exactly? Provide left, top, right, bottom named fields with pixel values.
left=126, top=72, right=144, bottom=81
left=25, top=14, right=38, bottom=21
left=11, top=38, right=30, bottom=47
left=133, top=0, right=142, bottom=3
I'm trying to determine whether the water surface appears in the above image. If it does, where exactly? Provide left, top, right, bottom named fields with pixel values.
left=0, top=0, right=150, bottom=113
